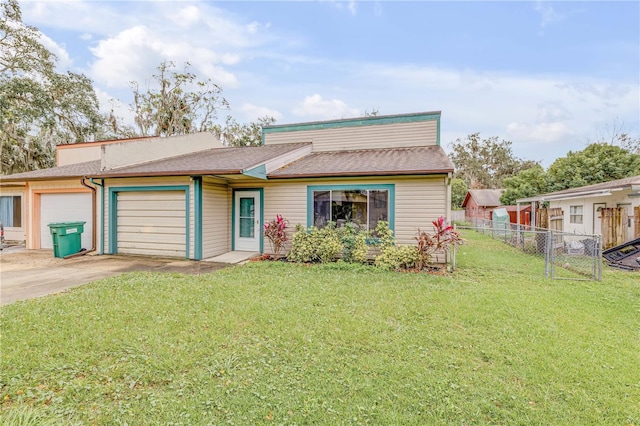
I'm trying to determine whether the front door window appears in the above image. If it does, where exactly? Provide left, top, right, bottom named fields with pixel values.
left=239, top=197, right=255, bottom=238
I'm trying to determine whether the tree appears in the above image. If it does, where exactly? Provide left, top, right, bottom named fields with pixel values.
left=0, top=0, right=105, bottom=174
left=591, top=119, right=640, bottom=154
left=450, top=178, right=468, bottom=209
left=499, top=165, right=548, bottom=205
left=448, top=133, right=538, bottom=189
left=213, top=115, right=276, bottom=147
left=545, top=143, right=640, bottom=193
left=126, top=61, right=229, bottom=137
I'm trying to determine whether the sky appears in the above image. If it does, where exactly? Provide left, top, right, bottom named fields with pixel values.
left=19, top=0, right=640, bottom=166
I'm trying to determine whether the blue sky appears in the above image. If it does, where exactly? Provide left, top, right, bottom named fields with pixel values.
left=20, top=1, right=640, bottom=166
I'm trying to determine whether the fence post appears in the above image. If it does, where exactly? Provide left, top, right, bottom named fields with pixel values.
left=544, top=229, right=552, bottom=278
left=596, top=235, right=602, bottom=281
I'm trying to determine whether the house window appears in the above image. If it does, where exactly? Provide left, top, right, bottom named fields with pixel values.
left=569, top=205, right=583, bottom=224
left=0, top=196, right=22, bottom=227
left=309, top=185, right=394, bottom=234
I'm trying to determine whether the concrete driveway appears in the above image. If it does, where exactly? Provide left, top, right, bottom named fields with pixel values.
left=0, top=249, right=229, bottom=306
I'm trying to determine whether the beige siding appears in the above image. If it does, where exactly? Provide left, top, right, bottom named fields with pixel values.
left=232, top=175, right=449, bottom=253
left=116, top=191, right=187, bottom=257
left=202, top=181, right=230, bottom=258
left=264, top=121, right=438, bottom=151
left=56, top=145, right=102, bottom=166
left=394, top=177, right=447, bottom=245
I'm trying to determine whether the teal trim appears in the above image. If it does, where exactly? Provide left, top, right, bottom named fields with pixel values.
left=243, top=164, right=267, bottom=180
left=263, top=112, right=441, bottom=135
left=193, top=177, right=202, bottom=260
left=231, top=188, right=264, bottom=252
left=436, top=115, right=441, bottom=146
left=259, top=189, right=264, bottom=253
left=306, top=184, right=395, bottom=231
left=90, top=178, right=105, bottom=255
left=108, top=185, right=191, bottom=258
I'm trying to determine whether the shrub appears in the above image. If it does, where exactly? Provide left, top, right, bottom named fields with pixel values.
left=375, top=220, right=395, bottom=250
left=263, top=214, right=289, bottom=257
left=373, top=218, right=462, bottom=271
left=375, top=244, right=420, bottom=271
left=337, top=222, right=369, bottom=263
left=374, top=221, right=419, bottom=270
left=288, top=223, right=343, bottom=263
left=288, top=222, right=371, bottom=264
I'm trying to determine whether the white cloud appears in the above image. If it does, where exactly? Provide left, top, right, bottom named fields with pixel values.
left=36, top=33, right=72, bottom=71
left=292, top=94, right=360, bottom=120
left=238, top=103, right=283, bottom=122
left=24, top=1, right=276, bottom=90
left=94, top=87, right=135, bottom=128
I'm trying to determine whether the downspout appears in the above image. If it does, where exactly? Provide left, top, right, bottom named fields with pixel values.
left=63, top=177, right=97, bottom=258
left=90, top=178, right=105, bottom=254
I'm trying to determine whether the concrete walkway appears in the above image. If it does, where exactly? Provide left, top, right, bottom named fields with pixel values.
left=203, top=251, right=260, bottom=264
left=0, top=250, right=229, bottom=306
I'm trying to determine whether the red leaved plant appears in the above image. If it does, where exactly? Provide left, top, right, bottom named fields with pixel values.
left=415, top=216, right=463, bottom=269
left=264, top=214, right=289, bottom=257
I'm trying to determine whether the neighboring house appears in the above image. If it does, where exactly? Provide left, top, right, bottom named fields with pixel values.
left=517, top=175, right=640, bottom=244
left=462, top=189, right=503, bottom=220
left=0, top=111, right=454, bottom=260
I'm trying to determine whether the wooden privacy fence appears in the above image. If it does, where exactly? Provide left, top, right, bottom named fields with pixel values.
left=635, top=206, right=640, bottom=239
left=601, top=207, right=627, bottom=249
left=536, top=208, right=563, bottom=231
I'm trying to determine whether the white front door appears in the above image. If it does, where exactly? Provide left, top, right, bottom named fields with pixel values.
left=234, top=191, right=261, bottom=251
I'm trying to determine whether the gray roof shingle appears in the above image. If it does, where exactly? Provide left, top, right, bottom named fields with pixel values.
left=94, top=143, right=311, bottom=177
left=268, top=145, right=453, bottom=178
left=0, top=160, right=101, bottom=182
left=541, top=175, right=640, bottom=197
left=466, top=189, right=504, bottom=207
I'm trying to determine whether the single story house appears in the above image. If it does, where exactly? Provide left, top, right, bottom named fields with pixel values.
left=0, top=111, right=454, bottom=260
left=462, top=189, right=504, bottom=221
left=517, top=175, right=640, bottom=245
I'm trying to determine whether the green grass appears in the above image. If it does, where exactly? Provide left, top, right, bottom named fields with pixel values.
left=1, top=231, right=639, bottom=425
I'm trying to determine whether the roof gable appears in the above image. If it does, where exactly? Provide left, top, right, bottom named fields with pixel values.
left=462, top=189, right=504, bottom=207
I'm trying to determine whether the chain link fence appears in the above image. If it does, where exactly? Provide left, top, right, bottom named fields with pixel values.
left=457, top=218, right=602, bottom=281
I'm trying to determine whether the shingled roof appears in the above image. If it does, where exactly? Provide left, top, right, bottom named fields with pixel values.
left=462, top=189, right=504, bottom=207
left=0, top=160, right=101, bottom=182
left=1, top=142, right=455, bottom=182
left=517, top=175, right=640, bottom=202
left=92, top=142, right=311, bottom=178
left=268, top=145, right=453, bottom=178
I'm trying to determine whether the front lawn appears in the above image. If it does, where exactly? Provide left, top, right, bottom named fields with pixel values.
left=1, top=231, right=638, bottom=425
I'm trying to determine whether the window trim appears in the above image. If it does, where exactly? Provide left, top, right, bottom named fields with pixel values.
left=569, top=205, right=583, bottom=224
left=0, top=195, right=22, bottom=228
left=306, top=184, right=395, bottom=231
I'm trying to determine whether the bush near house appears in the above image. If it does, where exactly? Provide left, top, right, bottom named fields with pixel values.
left=287, top=218, right=462, bottom=271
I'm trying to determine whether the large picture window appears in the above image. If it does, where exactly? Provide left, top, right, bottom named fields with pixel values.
left=309, top=185, right=393, bottom=234
left=0, top=196, right=22, bottom=227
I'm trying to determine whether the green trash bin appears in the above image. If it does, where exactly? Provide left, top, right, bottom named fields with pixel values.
left=48, top=222, right=85, bottom=258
